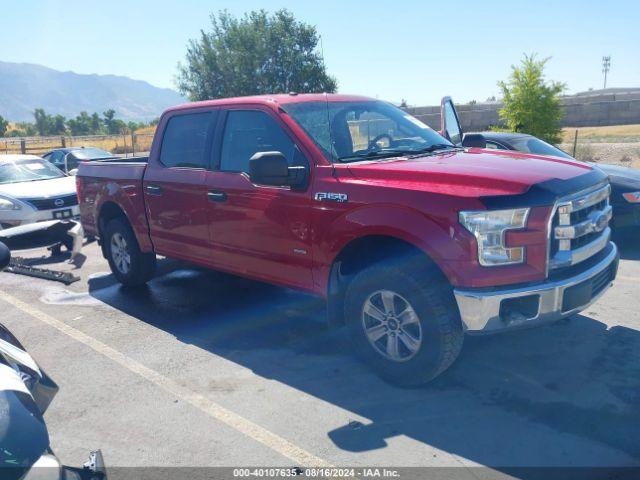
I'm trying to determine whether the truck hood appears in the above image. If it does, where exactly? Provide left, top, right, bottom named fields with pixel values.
left=0, top=176, right=76, bottom=200
left=345, top=149, right=597, bottom=198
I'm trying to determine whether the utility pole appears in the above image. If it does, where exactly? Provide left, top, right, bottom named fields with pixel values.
left=602, top=56, right=611, bottom=89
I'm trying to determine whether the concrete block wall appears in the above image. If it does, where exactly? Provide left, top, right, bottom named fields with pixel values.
left=404, top=88, right=640, bottom=131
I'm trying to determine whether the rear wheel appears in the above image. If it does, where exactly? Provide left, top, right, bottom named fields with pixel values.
left=104, top=218, right=156, bottom=286
left=344, top=262, right=463, bottom=386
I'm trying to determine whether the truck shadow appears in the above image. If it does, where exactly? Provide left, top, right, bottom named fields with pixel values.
left=87, top=257, right=640, bottom=474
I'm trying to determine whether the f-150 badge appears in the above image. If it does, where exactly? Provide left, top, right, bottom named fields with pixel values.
left=315, top=192, right=348, bottom=203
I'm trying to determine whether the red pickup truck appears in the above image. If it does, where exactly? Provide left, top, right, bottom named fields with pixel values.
left=77, top=94, right=618, bottom=385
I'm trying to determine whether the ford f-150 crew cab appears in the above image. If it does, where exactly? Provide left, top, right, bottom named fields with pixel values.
left=77, top=94, right=619, bottom=385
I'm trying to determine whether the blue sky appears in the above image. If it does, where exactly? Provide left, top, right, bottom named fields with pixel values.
left=1, top=0, right=638, bottom=105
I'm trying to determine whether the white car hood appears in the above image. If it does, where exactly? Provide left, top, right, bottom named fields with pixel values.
left=0, top=176, right=76, bottom=200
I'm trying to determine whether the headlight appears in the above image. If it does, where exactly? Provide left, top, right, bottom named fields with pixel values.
left=0, top=196, right=21, bottom=210
left=459, top=208, right=529, bottom=266
left=622, top=192, right=640, bottom=203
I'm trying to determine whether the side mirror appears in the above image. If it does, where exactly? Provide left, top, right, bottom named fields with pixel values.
left=440, top=96, right=463, bottom=146
left=249, top=151, right=307, bottom=188
left=0, top=241, right=10, bottom=271
left=462, top=133, right=487, bottom=148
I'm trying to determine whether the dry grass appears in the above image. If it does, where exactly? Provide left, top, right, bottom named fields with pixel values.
left=562, top=124, right=640, bottom=143
left=135, top=126, right=157, bottom=136
left=560, top=142, right=640, bottom=169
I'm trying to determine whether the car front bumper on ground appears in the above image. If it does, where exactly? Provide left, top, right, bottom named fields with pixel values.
left=454, top=242, right=619, bottom=333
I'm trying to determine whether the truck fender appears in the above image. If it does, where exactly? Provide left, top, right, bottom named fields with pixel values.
left=316, top=205, right=465, bottom=327
left=95, top=182, right=153, bottom=253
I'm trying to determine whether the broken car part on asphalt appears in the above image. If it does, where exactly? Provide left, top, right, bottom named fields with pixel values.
left=0, top=220, right=84, bottom=284
left=5, top=256, right=80, bottom=285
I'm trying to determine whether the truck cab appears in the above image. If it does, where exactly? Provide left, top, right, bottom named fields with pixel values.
left=77, top=94, right=618, bottom=385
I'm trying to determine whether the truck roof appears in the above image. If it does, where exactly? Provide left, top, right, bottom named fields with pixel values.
left=165, top=93, right=376, bottom=114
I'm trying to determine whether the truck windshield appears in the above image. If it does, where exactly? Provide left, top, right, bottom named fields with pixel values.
left=283, top=100, right=455, bottom=162
left=0, top=159, right=66, bottom=184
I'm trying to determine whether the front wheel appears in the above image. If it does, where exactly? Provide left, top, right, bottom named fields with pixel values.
left=344, top=263, right=463, bottom=386
left=104, top=218, right=156, bottom=286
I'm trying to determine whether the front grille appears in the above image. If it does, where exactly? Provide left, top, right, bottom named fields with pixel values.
left=23, top=194, right=79, bottom=210
left=561, top=262, right=616, bottom=312
left=592, top=263, right=615, bottom=296
left=549, top=184, right=612, bottom=272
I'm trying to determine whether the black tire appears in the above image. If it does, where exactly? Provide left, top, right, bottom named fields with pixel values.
left=344, top=261, right=463, bottom=386
left=104, top=218, right=156, bottom=286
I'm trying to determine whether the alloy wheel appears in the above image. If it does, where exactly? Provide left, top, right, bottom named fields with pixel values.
left=361, top=289, right=422, bottom=362
left=110, top=233, right=131, bottom=275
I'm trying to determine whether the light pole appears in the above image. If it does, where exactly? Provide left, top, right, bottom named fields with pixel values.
left=602, top=56, right=611, bottom=89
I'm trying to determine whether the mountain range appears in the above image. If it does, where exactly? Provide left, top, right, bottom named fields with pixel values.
left=0, top=61, right=186, bottom=122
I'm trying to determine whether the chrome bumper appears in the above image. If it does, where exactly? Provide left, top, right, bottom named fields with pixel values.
left=454, top=242, right=619, bottom=333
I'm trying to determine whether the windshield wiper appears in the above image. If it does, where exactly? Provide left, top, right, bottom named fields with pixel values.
left=338, top=144, right=462, bottom=163
left=337, top=149, right=409, bottom=163
left=406, top=144, right=460, bottom=155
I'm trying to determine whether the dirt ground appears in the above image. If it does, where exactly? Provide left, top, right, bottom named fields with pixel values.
left=559, top=142, right=640, bottom=168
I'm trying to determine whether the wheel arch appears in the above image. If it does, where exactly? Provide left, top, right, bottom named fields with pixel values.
left=97, top=201, right=132, bottom=258
left=326, top=234, right=448, bottom=328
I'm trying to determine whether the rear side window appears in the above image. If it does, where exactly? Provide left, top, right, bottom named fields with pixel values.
left=220, top=110, right=298, bottom=173
left=160, top=112, right=214, bottom=168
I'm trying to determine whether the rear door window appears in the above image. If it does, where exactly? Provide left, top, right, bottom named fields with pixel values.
left=160, top=112, right=215, bottom=168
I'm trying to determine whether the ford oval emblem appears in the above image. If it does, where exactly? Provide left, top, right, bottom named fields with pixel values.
left=594, top=212, right=608, bottom=232
left=54, top=198, right=64, bottom=207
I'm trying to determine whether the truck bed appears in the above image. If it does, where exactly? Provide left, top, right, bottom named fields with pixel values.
left=77, top=156, right=148, bottom=180
left=76, top=157, right=150, bottom=239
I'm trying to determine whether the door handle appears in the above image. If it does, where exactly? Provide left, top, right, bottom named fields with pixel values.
left=207, top=191, right=227, bottom=202
left=145, top=185, right=163, bottom=196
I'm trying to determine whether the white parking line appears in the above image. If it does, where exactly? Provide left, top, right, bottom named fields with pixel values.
left=0, top=290, right=330, bottom=467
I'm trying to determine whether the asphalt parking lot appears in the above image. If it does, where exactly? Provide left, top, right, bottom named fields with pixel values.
left=1, top=239, right=639, bottom=477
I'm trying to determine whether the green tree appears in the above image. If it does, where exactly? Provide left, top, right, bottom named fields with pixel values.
left=127, top=121, right=146, bottom=133
left=0, top=115, right=7, bottom=137
left=67, top=112, right=93, bottom=136
left=51, top=115, right=67, bottom=135
left=498, top=54, right=566, bottom=143
left=90, top=112, right=103, bottom=134
left=177, top=9, right=337, bottom=100
left=33, top=109, right=67, bottom=135
left=103, top=109, right=119, bottom=134
left=34, top=108, right=54, bottom=136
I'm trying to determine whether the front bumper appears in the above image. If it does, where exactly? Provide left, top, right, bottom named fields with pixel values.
left=454, top=242, right=619, bottom=333
left=0, top=205, right=80, bottom=229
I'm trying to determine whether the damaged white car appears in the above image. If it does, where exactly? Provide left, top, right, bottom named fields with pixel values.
left=0, top=155, right=80, bottom=230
